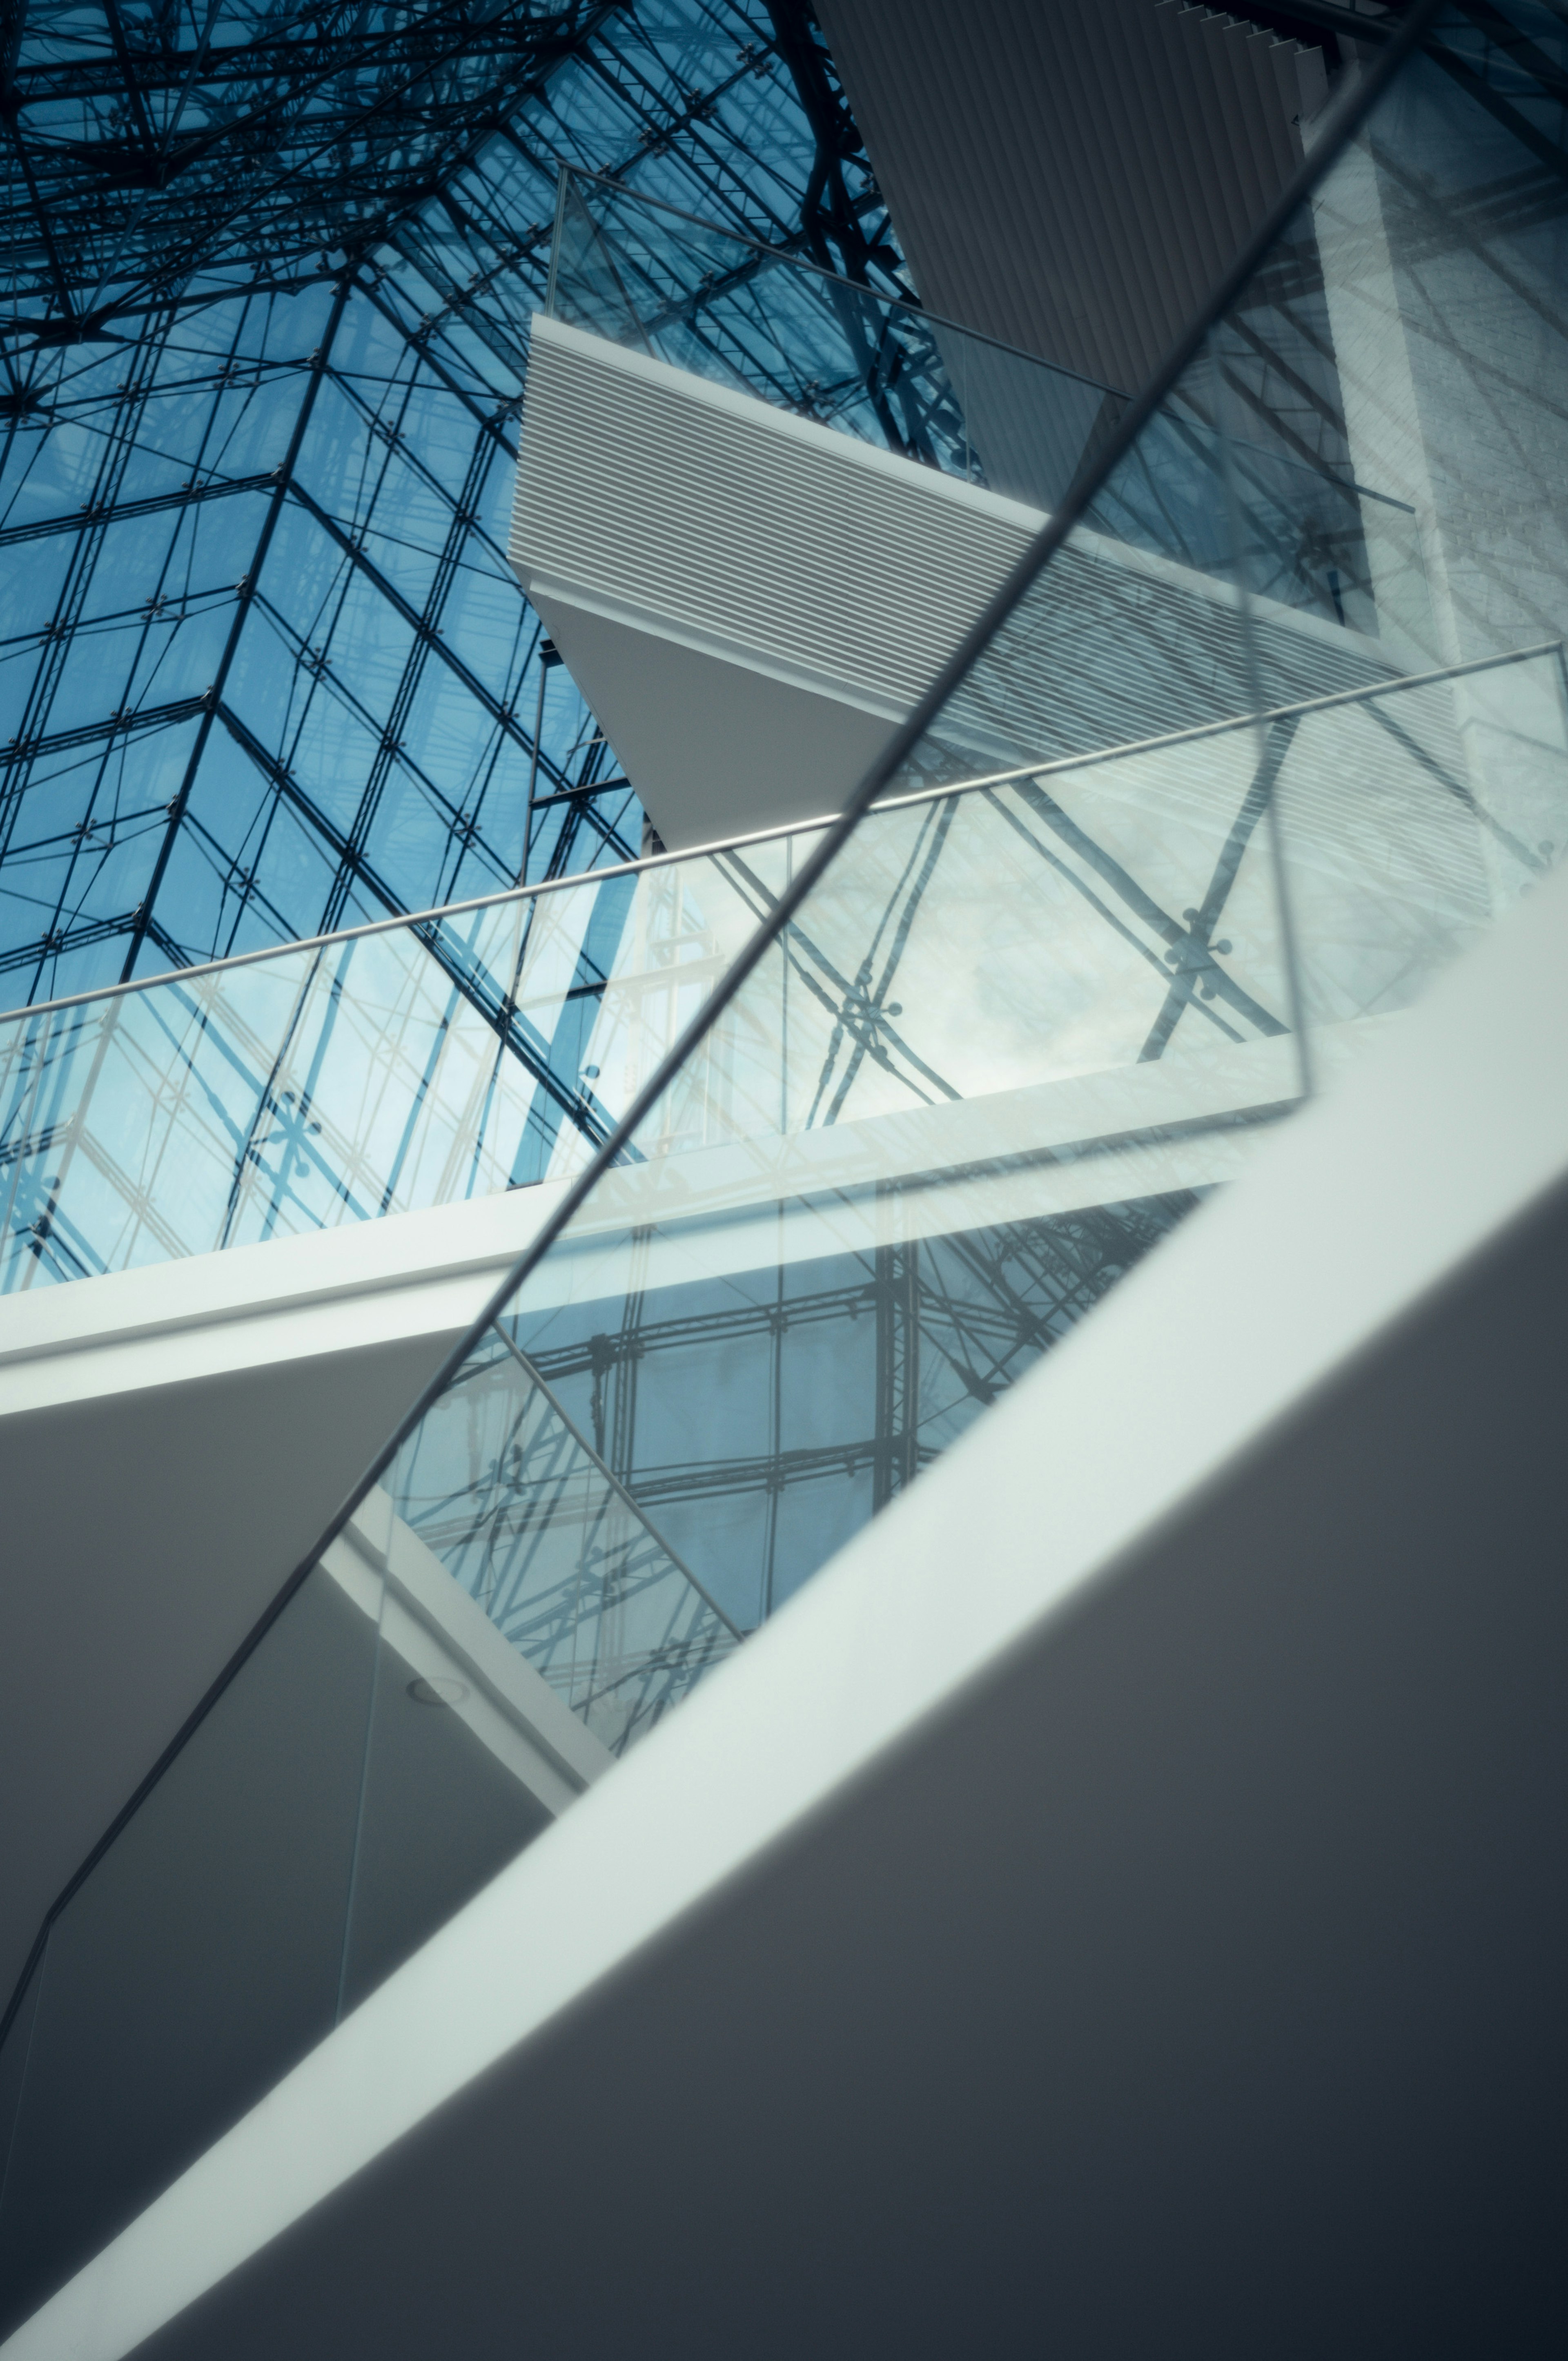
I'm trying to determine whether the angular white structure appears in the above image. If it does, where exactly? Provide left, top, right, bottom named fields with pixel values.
left=4, top=11, right=1568, bottom=2355
left=7, top=838, right=1568, bottom=2361
left=510, top=314, right=1042, bottom=845
left=510, top=315, right=1402, bottom=847
left=0, top=1188, right=565, bottom=2004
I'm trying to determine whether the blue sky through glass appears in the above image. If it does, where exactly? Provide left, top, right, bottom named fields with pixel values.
left=0, top=2, right=900, bottom=1010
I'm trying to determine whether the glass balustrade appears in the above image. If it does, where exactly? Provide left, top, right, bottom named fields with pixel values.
left=4, top=9, right=1567, bottom=2335
left=377, top=642, right=1568, bottom=1719
left=0, top=843, right=782, bottom=1291
left=9, top=635, right=1543, bottom=1299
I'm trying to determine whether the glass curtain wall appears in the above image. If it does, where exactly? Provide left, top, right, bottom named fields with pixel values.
left=4, top=5, right=1568, bottom=2334
left=0, top=2, right=898, bottom=1010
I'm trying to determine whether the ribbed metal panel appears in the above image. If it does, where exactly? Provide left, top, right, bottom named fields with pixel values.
left=815, top=0, right=1323, bottom=393
left=512, top=315, right=1391, bottom=813
left=513, top=316, right=1044, bottom=718
left=935, top=533, right=1390, bottom=779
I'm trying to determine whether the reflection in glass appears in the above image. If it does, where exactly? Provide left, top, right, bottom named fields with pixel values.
left=388, top=1324, right=740, bottom=1755
left=379, top=645, right=1568, bottom=1704
left=5, top=11, right=1568, bottom=2328
left=550, top=163, right=1126, bottom=513
left=0, top=843, right=791, bottom=1291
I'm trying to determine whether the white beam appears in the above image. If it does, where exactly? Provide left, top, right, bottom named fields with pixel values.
left=11, top=845, right=1568, bottom=2361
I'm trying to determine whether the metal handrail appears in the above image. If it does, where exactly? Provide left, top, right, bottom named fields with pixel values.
left=6, top=632, right=1547, bottom=1032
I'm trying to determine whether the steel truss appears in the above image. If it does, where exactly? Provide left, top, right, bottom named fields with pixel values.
left=0, top=1, right=895, bottom=1009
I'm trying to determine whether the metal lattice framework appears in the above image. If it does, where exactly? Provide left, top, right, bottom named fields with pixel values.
left=0, top=0, right=900, bottom=1009
left=5, top=9, right=1568, bottom=2184
left=505, top=1188, right=1203, bottom=1634
left=4, top=0, right=1565, bottom=1645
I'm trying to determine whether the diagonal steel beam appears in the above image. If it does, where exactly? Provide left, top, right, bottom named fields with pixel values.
left=118, top=272, right=356, bottom=982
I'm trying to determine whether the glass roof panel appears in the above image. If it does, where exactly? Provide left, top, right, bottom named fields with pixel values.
left=1, top=2, right=894, bottom=1007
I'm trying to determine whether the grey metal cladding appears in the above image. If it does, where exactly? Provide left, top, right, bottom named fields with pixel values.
left=513, top=319, right=1043, bottom=712
left=813, top=0, right=1316, bottom=393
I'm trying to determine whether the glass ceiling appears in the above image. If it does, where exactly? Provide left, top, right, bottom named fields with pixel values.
left=0, top=2, right=906, bottom=1011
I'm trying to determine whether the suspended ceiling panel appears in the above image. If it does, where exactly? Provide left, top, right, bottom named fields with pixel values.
left=815, top=0, right=1326, bottom=393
